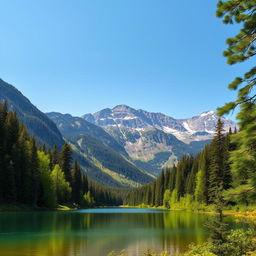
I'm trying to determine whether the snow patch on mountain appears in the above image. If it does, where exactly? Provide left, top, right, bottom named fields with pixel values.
left=200, top=110, right=215, bottom=117
left=182, top=122, right=196, bottom=134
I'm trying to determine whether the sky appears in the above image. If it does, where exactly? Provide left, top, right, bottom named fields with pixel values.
left=0, top=0, right=251, bottom=119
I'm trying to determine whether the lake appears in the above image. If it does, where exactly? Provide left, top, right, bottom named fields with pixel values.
left=0, top=208, right=238, bottom=256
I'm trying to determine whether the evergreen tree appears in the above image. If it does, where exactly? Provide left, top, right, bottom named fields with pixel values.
left=194, top=151, right=208, bottom=204
left=169, top=165, right=177, bottom=191
left=217, top=0, right=256, bottom=117
left=50, top=145, right=58, bottom=171
left=82, top=174, right=89, bottom=194
left=29, top=137, right=40, bottom=206
left=164, top=168, right=170, bottom=190
left=216, top=0, right=256, bottom=202
left=72, top=160, right=82, bottom=205
left=194, top=170, right=205, bottom=203
left=59, top=143, right=73, bottom=184
left=208, top=119, right=226, bottom=203
left=155, top=171, right=164, bottom=206
left=185, top=157, right=198, bottom=195
left=0, top=101, right=8, bottom=203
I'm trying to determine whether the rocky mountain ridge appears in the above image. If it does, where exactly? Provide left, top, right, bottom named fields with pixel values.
left=82, top=105, right=236, bottom=142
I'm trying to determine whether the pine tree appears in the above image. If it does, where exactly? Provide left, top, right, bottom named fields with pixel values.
left=30, top=137, right=39, bottom=206
left=3, top=111, right=20, bottom=203
left=155, top=171, right=164, bottom=206
left=223, top=133, right=232, bottom=190
left=208, top=119, right=226, bottom=203
left=164, top=168, right=170, bottom=191
left=185, top=157, right=198, bottom=195
left=59, top=143, right=73, bottom=184
left=169, top=165, right=177, bottom=191
left=82, top=174, right=89, bottom=194
left=50, top=145, right=58, bottom=170
left=216, top=0, right=256, bottom=202
left=217, top=0, right=256, bottom=117
left=194, top=150, right=208, bottom=204
left=72, top=160, right=82, bottom=205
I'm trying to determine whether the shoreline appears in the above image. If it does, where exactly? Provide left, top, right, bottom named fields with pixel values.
left=1, top=204, right=256, bottom=223
left=121, top=205, right=256, bottom=222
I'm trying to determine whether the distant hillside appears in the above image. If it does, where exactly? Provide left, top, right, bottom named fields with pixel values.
left=47, top=112, right=127, bottom=156
left=0, top=79, right=64, bottom=148
left=47, top=112, right=154, bottom=187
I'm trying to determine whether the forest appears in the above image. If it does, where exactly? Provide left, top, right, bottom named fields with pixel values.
left=0, top=101, right=122, bottom=209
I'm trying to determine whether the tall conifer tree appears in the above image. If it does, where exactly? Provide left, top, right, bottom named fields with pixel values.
left=59, top=143, right=73, bottom=184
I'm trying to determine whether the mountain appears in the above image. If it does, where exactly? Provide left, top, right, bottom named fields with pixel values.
left=82, top=105, right=236, bottom=174
left=47, top=112, right=127, bottom=156
left=0, top=78, right=64, bottom=148
left=82, top=105, right=235, bottom=142
left=0, top=79, right=153, bottom=188
left=47, top=112, right=153, bottom=187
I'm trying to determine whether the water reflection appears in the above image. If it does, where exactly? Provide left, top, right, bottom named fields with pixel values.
left=0, top=209, right=223, bottom=256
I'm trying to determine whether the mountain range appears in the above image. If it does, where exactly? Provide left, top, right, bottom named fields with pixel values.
left=79, top=105, right=236, bottom=174
left=0, top=78, right=237, bottom=187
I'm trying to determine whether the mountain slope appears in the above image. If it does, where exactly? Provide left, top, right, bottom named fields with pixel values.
left=47, top=112, right=154, bottom=186
left=47, top=112, right=127, bottom=156
left=0, top=78, right=64, bottom=147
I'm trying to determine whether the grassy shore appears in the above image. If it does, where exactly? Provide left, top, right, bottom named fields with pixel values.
left=122, top=204, right=256, bottom=222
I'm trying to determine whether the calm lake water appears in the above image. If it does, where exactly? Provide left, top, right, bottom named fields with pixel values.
left=0, top=208, right=239, bottom=256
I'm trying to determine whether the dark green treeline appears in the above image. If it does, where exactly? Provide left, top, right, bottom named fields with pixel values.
left=124, top=119, right=239, bottom=208
left=0, top=101, right=122, bottom=208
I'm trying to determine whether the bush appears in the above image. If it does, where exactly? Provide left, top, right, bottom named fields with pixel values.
left=81, top=191, right=95, bottom=208
left=183, top=243, right=216, bottom=256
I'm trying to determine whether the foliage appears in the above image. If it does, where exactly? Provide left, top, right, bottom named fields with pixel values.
left=217, top=0, right=256, bottom=115
left=216, top=0, right=256, bottom=205
left=37, top=151, right=56, bottom=208
left=184, top=243, right=216, bottom=256
left=0, top=102, right=124, bottom=209
left=194, top=170, right=205, bottom=203
left=184, top=228, right=256, bottom=256
left=107, top=249, right=168, bottom=256
left=81, top=191, right=95, bottom=208
left=51, top=164, right=71, bottom=204
left=163, top=189, right=171, bottom=209
left=59, top=143, right=73, bottom=184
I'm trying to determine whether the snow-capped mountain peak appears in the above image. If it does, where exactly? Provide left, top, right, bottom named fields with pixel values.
left=82, top=105, right=237, bottom=143
left=199, top=110, right=215, bottom=117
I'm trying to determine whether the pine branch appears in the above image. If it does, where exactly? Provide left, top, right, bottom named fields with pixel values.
left=228, top=185, right=256, bottom=196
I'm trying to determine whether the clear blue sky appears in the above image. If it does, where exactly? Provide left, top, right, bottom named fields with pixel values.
left=0, top=0, right=251, bottom=119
